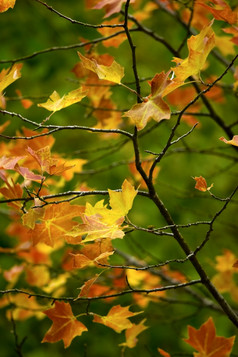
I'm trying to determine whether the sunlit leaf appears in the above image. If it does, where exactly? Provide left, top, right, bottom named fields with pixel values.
left=78, top=52, right=124, bottom=84
left=38, top=88, right=87, bottom=113
left=93, top=305, right=141, bottom=333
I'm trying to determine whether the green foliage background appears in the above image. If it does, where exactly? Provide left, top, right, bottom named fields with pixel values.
left=0, top=0, right=238, bottom=356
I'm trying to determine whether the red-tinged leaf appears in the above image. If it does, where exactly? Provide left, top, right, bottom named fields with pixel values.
left=233, top=261, right=238, bottom=268
left=0, top=155, right=25, bottom=170
left=87, top=0, right=135, bottom=18
left=184, top=317, right=235, bottom=357
left=0, top=63, right=22, bottom=92
left=78, top=52, right=124, bottom=84
left=14, top=164, right=44, bottom=182
left=193, top=176, right=213, bottom=192
left=42, top=301, right=87, bottom=348
left=198, top=0, right=238, bottom=25
left=120, top=319, right=148, bottom=348
left=93, top=305, right=141, bottom=333
left=158, top=348, right=171, bottom=357
left=38, top=88, right=87, bottom=113
left=219, top=135, right=238, bottom=147
left=171, top=22, right=215, bottom=82
left=124, top=72, right=173, bottom=130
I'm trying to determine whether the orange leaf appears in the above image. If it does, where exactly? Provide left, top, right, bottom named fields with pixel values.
left=0, top=0, right=15, bottom=12
left=219, top=135, right=238, bottom=147
left=124, top=72, right=172, bottom=130
left=193, top=176, right=213, bottom=192
left=0, top=63, right=22, bottom=92
left=184, top=317, right=235, bottom=357
left=93, top=305, right=141, bottom=333
left=158, top=348, right=171, bottom=357
left=30, top=202, right=84, bottom=246
left=78, top=52, right=124, bottom=84
left=42, top=301, right=87, bottom=348
left=79, top=274, right=100, bottom=297
left=38, top=88, right=87, bottom=113
left=120, top=319, right=148, bottom=348
left=171, top=22, right=215, bottom=82
left=198, top=0, right=238, bottom=25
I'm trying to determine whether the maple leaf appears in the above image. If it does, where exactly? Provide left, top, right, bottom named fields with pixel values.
left=198, top=0, right=238, bottom=25
left=29, top=202, right=84, bottom=246
left=0, top=63, right=22, bottom=92
left=78, top=52, right=124, bottom=84
left=65, top=240, right=114, bottom=270
left=42, top=301, right=87, bottom=348
left=0, top=179, right=23, bottom=210
left=87, top=0, right=135, bottom=18
left=93, top=305, right=141, bottom=333
left=78, top=274, right=100, bottom=297
left=171, top=22, right=215, bottom=82
left=124, top=72, right=172, bottom=130
left=184, top=317, right=235, bottom=357
left=38, top=88, right=87, bottom=113
left=0, top=0, right=15, bottom=12
left=219, top=135, right=238, bottom=147
left=193, top=176, right=213, bottom=192
left=108, top=179, right=137, bottom=217
left=120, top=319, right=148, bottom=348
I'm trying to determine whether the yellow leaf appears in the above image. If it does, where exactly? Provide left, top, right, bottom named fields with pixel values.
left=219, top=135, right=238, bottom=147
left=120, top=319, right=148, bottom=348
left=93, top=305, right=141, bottom=333
left=38, top=88, right=87, bottom=112
left=78, top=52, right=124, bottom=84
left=172, top=22, right=215, bottom=82
left=0, top=63, right=22, bottom=93
left=108, top=179, right=137, bottom=217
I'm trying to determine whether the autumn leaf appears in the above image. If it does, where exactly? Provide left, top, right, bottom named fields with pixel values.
left=124, top=72, right=172, bottom=130
left=93, top=305, right=141, bottom=333
left=219, top=135, right=238, bottom=147
left=29, top=202, right=84, bottom=246
left=108, top=179, right=137, bottom=217
left=193, top=176, right=213, bottom=192
left=0, top=178, right=23, bottom=210
left=0, top=0, right=16, bottom=12
left=38, top=88, right=87, bottom=113
left=171, top=22, right=215, bottom=82
left=198, top=0, right=238, bottom=25
left=78, top=274, right=100, bottom=297
left=184, top=317, right=235, bottom=357
left=87, top=0, right=135, bottom=18
left=78, top=52, right=124, bottom=84
left=42, top=301, right=87, bottom=348
left=15, top=89, right=33, bottom=109
left=158, top=348, right=171, bottom=357
left=120, top=319, right=148, bottom=348
left=0, top=63, right=22, bottom=92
